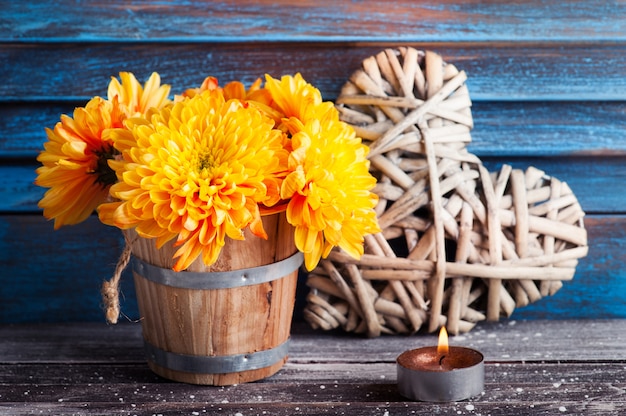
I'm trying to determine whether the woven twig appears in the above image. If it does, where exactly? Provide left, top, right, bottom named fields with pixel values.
left=304, top=47, right=588, bottom=336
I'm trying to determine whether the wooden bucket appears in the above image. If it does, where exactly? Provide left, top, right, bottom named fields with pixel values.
left=127, top=213, right=301, bottom=385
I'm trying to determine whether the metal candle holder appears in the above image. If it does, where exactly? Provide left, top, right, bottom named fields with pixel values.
left=397, top=346, right=484, bottom=402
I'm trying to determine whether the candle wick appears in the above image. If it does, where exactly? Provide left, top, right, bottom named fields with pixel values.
left=439, top=355, right=446, bottom=366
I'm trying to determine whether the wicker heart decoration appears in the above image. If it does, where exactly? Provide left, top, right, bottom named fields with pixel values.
left=303, top=47, right=589, bottom=336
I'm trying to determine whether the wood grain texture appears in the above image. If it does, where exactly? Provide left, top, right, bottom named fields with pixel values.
left=3, top=320, right=626, bottom=363
left=0, top=215, right=624, bottom=324
left=2, top=321, right=626, bottom=415
left=128, top=214, right=298, bottom=385
left=2, top=43, right=626, bottom=101
left=5, top=101, right=626, bottom=158
left=1, top=0, right=624, bottom=325
left=2, top=0, right=625, bottom=42
left=5, top=157, right=623, bottom=214
left=1, top=2, right=624, bottom=413
left=0, top=216, right=135, bottom=323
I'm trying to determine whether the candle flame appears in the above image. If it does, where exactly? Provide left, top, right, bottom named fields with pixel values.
left=437, top=326, right=449, bottom=356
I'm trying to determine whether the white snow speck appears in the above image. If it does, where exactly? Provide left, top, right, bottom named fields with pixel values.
left=559, top=406, right=567, bottom=412
left=465, top=404, right=475, bottom=411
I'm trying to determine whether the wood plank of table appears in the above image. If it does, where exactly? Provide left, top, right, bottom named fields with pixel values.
left=2, top=43, right=626, bottom=101
left=1, top=320, right=625, bottom=415
left=1, top=320, right=625, bottom=365
left=3, top=0, right=624, bottom=42
left=0, top=215, right=623, bottom=324
left=3, top=156, right=622, bottom=213
left=4, top=101, right=626, bottom=158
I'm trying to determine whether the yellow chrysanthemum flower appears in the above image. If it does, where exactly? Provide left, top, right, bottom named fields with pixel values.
left=180, top=76, right=268, bottom=104
left=255, top=73, right=380, bottom=270
left=37, top=71, right=380, bottom=274
left=35, top=97, right=125, bottom=229
left=280, top=117, right=381, bottom=271
left=36, top=72, right=172, bottom=229
left=263, top=73, right=335, bottom=125
left=98, top=89, right=288, bottom=271
left=108, top=72, right=171, bottom=118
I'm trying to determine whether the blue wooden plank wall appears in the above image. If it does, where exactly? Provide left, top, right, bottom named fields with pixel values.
left=1, top=0, right=625, bottom=323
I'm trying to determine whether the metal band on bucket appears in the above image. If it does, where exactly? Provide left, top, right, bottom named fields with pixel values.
left=131, top=251, right=303, bottom=289
left=144, top=338, right=290, bottom=374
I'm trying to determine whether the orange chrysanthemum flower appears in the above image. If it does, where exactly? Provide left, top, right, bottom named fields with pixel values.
left=180, top=76, right=269, bottom=104
left=36, top=72, right=171, bottom=229
left=250, top=73, right=381, bottom=270
left=37, top=71, right=380, bottom=273
left=263, top=73, right=335, bottom=123
left=280, top=118, right=380, bottom=271
left=108, top=72, right=171, bottom=118
left=35, top=97, right=125, bottom=229
left=98, top=89, right=288, bottom=271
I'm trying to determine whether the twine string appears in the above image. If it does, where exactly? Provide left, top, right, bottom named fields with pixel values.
left=102, top=232, right=136, bottom=324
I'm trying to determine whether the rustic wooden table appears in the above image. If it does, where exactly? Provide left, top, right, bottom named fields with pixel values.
left=1, top=319, right=625, bottom=415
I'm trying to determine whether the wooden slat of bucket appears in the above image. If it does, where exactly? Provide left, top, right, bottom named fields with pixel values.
left=130, top=213, right=298, bottom=385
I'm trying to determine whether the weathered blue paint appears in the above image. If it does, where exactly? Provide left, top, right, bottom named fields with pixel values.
left=0, top=216, right=138, bottom=323
left=0, top=0, right=624, bottom=323
left=5, top=102, right=626, bottom=158
left=3, top=156, right=623, bottom=214
left=480, top=157, right=626, bottom=214
left=3, top=44, right=626, bottom=101
left=1, top=1, right=625, bottom=43
left=1, top=215, right=624, bottom=324
left=513, top=217, right=626, bottom=320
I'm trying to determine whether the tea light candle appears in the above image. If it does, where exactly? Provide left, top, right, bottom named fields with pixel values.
left=397, top=327, right=484, bottom=402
